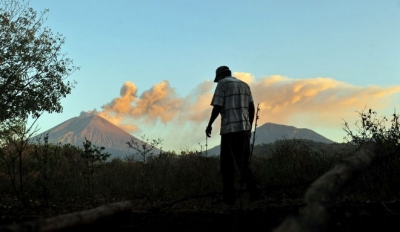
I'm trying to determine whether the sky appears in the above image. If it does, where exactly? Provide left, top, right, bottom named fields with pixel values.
left=25, top=0, right=400, bottom=152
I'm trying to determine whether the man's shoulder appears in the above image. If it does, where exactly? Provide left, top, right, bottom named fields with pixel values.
left=231, top=77, right=251, bottom=88
left=219, top=76, right=242, bottom=85
left=219, top=77, right=251, bottom=90
left=219, top=76, right=235, bottom=82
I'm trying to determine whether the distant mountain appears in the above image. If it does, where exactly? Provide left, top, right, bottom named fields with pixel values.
left=206, top=122, right=335, bottom=156
left=254, top=122, right=334, bottom=144
left=31, top=115, right=161, bottom=160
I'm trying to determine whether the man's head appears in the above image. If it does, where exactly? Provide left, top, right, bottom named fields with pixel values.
left=214, top=66, right=231, bottom=82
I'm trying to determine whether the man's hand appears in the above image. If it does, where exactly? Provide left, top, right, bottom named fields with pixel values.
left=206, top=105, right=221, bottom=138
left=205, top=126, right=212, bottom=137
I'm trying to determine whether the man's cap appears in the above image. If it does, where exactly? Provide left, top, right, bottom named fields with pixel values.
left=214, top=66, right=230, bottom=82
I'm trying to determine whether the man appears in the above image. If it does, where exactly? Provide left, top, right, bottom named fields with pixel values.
left=206, top=65, right=261, bottom=204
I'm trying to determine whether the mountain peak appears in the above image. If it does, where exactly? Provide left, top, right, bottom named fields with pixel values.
left=33, top=114, right=160, bottom=159
left=207, top=122, right=335, bottom=156
left=255, top=122, right=334, bottom=144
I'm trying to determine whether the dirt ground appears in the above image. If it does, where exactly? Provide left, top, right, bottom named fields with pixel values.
left=2, top=194, right=400, bottom=232
left=60, top=200, right=400, bottom=232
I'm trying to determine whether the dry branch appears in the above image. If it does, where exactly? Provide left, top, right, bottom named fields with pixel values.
left=273, top=141, right=380, bottom=232
left=4, top=201, right=132, bottom=232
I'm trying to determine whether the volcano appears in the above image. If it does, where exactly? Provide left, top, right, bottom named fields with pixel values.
left=31, top=115, right=161, bottom=160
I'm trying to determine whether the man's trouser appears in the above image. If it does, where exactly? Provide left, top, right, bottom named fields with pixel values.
left=220, top=130, right=259, bottom=199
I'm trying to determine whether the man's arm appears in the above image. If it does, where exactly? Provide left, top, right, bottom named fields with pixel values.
left=206, top=105, right=221, bottom=137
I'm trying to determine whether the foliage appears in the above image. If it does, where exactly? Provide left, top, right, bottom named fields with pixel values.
left=343, top=108, right=400, bottom=154
left=126, top=134, right=163, bottom=162
left=0, top=122, right=111, bottom=204
left=82, top=138, right=111, bottom=163
left=2, top=112, right=400, bottom=224
left=339, top=108, right=400, bottom=200
left=0, top=0, right=79, bottom=122
left=0, top=117, right=38, bottom=200
left=81, top=138, right=111, bottom=199
left=252, top=138, right=348, bottom=197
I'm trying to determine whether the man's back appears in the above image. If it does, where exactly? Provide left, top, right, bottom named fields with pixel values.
left=211, top=76, right=253, bottom=134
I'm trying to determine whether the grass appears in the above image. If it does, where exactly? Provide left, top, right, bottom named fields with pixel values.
left=0, top=108, right=399, bottom=225
left=0, top=138, right=399, bottom=224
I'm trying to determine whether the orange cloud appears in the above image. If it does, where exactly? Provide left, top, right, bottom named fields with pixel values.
left=234, top=72, right=255, bottom=84
left=101, top=81, right=138, bottom=115
left=243, top=74, right=400, bottom=129
left=98, top=80, right=185, bottom=125
left=130, top=81, right=183, bottom=122
left=81, top=73, right=400, bottom=150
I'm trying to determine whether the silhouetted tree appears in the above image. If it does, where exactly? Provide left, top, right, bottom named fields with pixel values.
left=0, top=0, right=79, bottom=122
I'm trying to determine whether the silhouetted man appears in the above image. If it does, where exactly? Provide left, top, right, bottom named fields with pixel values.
left=206, top=65, right=261, bottom=204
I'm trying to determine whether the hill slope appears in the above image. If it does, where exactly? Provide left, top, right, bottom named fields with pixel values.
left=254, top=122, right=334, bottom=144
left=31, top=115, right=160, bottom=160
left=206, top=122, right=335, bottom=156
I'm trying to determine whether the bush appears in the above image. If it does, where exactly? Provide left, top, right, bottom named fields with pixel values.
left=343, top=108, right=399, bottom=154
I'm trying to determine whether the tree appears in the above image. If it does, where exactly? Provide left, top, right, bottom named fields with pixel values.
left=0, top=117, right=38, bottom=200
left=126, top=135, right=163, bottom=163
left=81, top=138, right=111, bottom=200
left=0, top=0, right=79, bottom=122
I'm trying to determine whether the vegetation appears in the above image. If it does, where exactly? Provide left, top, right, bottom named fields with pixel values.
left=343, top=108, right=399, bottom=154
left=126, top=135, right=163, bottom=163
left=0, top=0, right=78, bottom=123
left=0, top=108, right=399, bottom=225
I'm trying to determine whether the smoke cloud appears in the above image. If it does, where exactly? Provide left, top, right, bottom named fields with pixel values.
left=85, top=73, right=400, bottom=151
left=234, top=73, right=400, bottom=129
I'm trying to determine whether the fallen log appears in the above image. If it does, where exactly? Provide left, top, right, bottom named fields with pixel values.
left=273, top=141, right=382, bottom=232
left=4, top=200, right=132, bottom=232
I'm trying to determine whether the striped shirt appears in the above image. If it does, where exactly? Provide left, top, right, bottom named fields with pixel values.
left=211, top=76, right=253, bottom=134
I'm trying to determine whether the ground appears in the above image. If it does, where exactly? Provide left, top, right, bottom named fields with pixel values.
left=61, top=204, right=399, bottom=232
left=66, top=199, right=400, bottom=232
left=2, top=196, right=400, bottom=232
